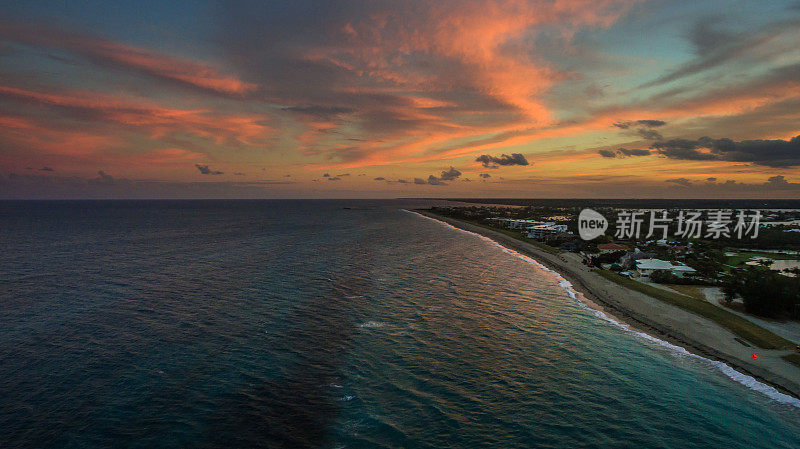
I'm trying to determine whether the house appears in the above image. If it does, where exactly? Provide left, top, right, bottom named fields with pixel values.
left=635, top=258, right=697, bottom=279
left=671, top=245, right=692, bottom=255
left=597, top=243, right=630, bottom=254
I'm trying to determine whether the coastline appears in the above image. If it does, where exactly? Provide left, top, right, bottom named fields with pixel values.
left=411, top=209, right=800, bottom=404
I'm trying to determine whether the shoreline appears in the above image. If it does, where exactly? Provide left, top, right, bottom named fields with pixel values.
left=412, top=209, right=800, bottom=404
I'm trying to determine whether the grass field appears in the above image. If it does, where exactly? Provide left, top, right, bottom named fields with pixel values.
left=595, top=270, right=796, bottom=350
left=664, top=284, right=706, bottom=300
left=725, top=250, right=800, bottom=267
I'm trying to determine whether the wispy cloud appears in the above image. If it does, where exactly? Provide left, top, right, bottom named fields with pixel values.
left=0, top=85, right=271, bottom=154
left=0, top=22, right=257, bottom=95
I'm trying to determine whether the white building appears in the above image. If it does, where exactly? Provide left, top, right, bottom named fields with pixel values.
left=635, top=258, right=697, bottom=278
left=490, top=218, right=556, bottom=229
left=670, top=265, right=698, bottom=278
left=526, top=224, right=568, bottom=239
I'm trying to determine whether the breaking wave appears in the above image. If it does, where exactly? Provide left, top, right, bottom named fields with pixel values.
left=406, top=210, right=800, bottom=409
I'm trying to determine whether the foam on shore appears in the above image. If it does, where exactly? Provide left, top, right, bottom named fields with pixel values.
left=407, top=210, right=800, bottom=409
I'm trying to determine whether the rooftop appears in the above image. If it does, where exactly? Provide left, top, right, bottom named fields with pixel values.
left=597, top=243, right=630, bottom=251
left=635, top=258, right=696, bottom=272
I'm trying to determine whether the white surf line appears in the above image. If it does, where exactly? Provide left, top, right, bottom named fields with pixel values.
left=405, top=210, right=800, bottom=408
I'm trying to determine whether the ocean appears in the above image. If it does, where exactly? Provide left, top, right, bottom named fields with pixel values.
left=1, top=200, right=798, bottom=448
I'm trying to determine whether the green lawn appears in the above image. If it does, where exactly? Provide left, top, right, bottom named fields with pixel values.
left=663, top=284, right=706, bottom=300
left=725, top=250, right=800, bottom=267
left=595, top=270, right=796, bottom=350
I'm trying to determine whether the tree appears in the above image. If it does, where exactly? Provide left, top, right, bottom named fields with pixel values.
left=732, top=266, right=800, bottom=319
left=720, top=274, right=739, bottom=304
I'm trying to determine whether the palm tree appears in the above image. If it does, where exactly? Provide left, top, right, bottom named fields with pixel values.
left=757, top=258, right=774, bottom=268
left=783, top=267, right=800, bottom=277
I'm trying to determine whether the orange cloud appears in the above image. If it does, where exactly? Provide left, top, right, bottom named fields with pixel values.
left=0, top=85, right=270, bottom=145
left=225, top=0, right=638, bottom=170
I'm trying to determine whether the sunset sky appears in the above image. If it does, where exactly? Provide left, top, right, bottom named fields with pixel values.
left=2, top=0, right=800, bottom=198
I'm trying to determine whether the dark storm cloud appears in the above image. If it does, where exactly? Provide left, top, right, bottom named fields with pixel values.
left=426, top=175, right=444, bottom=185
left=410, top=175, right=446, bottom=186
left=439, top=166, right=461, bottom=181
left=322, top=173, right=330, bottom=177
left=598, top=149, right=617, bottom=158
left=650, top=139, right=717, bottom=160
left=39, top=166, right=55, bottom=171
left=373, top=177, right=385, bottom=181
left=612, top=120, right=665, bottom=141
left=636, top=120, right=667, bottom=128
left=699, top=135, right=800, bottom=167
left=599, top=148, right=651, bottom=158
left=195, top=164, right=224, bottom=175
left=92, top=170, right=116, bottom=185
left=612, top=120, right=666, bottom=129
left=409, top=166, right=460, bottom=185
left=652, top=135, right=800, bottom=166
left=665, top=178, right=692, bottom=187
left=475, top=153, right=529, bottom=168
left=479, top=173, right=491, bottom=178
left=766, top=175, right=791, bottom=187
left=618, top=148, right=651, bottom=157
left=327, top=176, right=342, bottom=181
left=706, top=177, right=717, bottom=182
left=636, top=128, right=663, bottom=141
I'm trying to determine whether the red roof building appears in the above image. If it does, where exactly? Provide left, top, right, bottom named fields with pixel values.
left=597, top=243, right=631, bottom=253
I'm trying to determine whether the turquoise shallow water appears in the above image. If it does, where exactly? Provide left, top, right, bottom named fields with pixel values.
left=1, top=200, right=798, bottom=448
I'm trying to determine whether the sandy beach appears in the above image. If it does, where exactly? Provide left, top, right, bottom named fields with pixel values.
left=416, top=210, right=800, bottom=401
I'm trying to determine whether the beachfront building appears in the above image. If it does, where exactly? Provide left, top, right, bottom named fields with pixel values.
left=670, top=265, right=698, bottom=278
left=597, top=243, right=630, bottom=254
left=491, top=218, right=551, bottom=229
left=635, top=258, right=697, bottom=279
left=486, top=217, right=569, bottom=239
left=526, top=224, right=568, bottom=239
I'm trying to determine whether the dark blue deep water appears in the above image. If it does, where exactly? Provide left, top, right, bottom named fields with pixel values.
left=1, top=200, right=799, bottom=448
